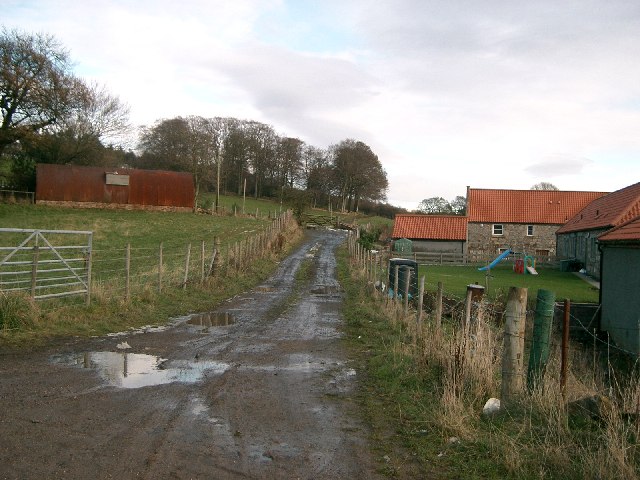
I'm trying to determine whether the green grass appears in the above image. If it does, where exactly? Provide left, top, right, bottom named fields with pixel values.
left=0, top=198, right=303, bottom=348
left=0, top=195, right=279, bottom=250
left=338, top=249, right=507, bottom=478
left=339, top=249, right=638, bottom=479
left=419, top=264, right=599, bottom=303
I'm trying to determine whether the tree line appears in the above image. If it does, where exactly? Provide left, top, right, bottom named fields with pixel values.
left=0, top=28, right=390, bottom=214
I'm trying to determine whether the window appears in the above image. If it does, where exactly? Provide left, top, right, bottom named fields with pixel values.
left=105, top=173, right=129, bottom=186
left=527, top=225, right=534, bottom=236
left=492, top=224, right=503, bottom=236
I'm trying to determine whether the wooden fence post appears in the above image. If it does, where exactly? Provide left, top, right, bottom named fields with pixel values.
left=125, top=243, right=131, bottom=301
left=501, top=287, right=528, bottom=405
left=158, top=242, right=163, bottom=293
left=85, top=244, right=92, bottom=306
left=417, top=275, right=425, bottom=326
left=435, top=281, right=443, bottom=332
left=183, top=243, right=191, bottom=289
left=214, top=236, right=222, bottom=274
left=463, top=288, right=473, bottom=329
left=30, top=245, right=39, bottom=298
left=393, top=265, right=399, bottom=301
left=200, top=240, right=205, bottom=283
left=560, top=299, right=571, bottom=401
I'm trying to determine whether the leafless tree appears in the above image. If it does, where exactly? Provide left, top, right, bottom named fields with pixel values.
left=0, top=28, right=78, bottom=156
left=530, top=182, right=559, bottom=190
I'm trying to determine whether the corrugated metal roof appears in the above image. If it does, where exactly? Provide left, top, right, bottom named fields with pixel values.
left=392, top=214, right=467, bottom=240
left=557, top=182, right=640, bottom=234
left=598, top=215, right=640, bottom=242
left=467, top=188, right=606, bottom=224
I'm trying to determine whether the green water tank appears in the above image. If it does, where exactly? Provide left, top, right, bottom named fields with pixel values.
left=393, top=238, right=413, bottom=254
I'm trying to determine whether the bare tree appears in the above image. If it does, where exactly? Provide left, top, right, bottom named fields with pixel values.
left=0, top=28, right=78, bottom=156
left=450, top=195, right=467, bottom=215
left=530, top=182, right=559, bottom=190
left=417, top=197, right=453, bottom=214
left=66, top=81, right=130, bottom=143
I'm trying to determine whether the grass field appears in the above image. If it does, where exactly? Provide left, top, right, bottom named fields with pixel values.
left=419, top=264, right=599, bottom=303
left=0, top=195, right=281, bottom=249
left=0, top=196, right=303, bottom=346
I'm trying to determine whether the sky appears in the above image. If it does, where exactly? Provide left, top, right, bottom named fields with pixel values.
left=5, top=0, right=640, bottom=210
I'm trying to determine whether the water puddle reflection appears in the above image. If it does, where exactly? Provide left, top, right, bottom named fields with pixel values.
left=52, top=352, right=228, bottom=389
left=187, top=312, right=235, bottom=327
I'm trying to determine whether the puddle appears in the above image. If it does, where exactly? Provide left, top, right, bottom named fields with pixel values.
left=187, top=311, right=235, bottom=327
left=310, top=285, right=342, bottom=295
left=52, top=352, right=229, bottom=389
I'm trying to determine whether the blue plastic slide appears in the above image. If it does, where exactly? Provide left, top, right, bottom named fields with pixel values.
left=478, top=249, right=512, bottom=271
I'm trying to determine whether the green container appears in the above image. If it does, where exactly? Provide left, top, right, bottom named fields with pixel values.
left=393, top=238, right=413, bottom=254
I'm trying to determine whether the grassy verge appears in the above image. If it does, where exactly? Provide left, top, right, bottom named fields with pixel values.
left=339, top=247, right=639, bottom=479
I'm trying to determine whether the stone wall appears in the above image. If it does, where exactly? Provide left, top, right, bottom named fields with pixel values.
left=36, top=200, right=193, bottom=213
left=467, top=222, right=559, bottom=256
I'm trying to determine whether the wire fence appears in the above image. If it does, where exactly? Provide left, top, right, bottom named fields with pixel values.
left=0, top=211, right=295, bottom=307
left=348, top=232, right=640, bottom=405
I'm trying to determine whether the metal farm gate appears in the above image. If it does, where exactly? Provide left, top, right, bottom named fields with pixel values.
left=0, top=229, right=93, bottom=304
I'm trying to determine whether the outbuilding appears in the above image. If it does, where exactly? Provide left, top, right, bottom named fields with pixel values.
left=36, top=164, right=195, bottom=211
left=557, top=182, right=640, bottom=279
left=391, top=214, right=467, bottom=254
left=598, top=216, right=640, bottom=356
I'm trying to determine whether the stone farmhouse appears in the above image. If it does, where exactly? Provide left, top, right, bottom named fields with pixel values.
left=556, top=181, right=640, bottom=279
left=392, top=187, right=605, bottom=260
left=465, top=188, right=605, bottom=259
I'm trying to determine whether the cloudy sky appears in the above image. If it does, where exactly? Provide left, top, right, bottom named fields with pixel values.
left=5, top=0, right=640, bottom=209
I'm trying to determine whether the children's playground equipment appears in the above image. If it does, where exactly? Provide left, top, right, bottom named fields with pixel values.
left=480, top=249, right=539, bottom=275
left=388, top=258, right=419, bottom=299
left=524, top=255, right=538, bottom=275
left=478, top=249, right=512, bottom=271
left=515, top=255, right=538, bottom=274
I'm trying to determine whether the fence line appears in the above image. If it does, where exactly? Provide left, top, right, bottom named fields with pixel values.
left=347, top=232, right=638, bottom=399
left=0, top=211, right=294, bottom=306
left=389, top=250, right=562, bottom=267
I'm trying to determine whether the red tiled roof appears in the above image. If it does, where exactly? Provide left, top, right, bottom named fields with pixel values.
left=467, top=188, right=607, bottom=224
left=557, top=182, right=640, bottom=234
left=598, top=215, right=640, bottom=242
left=392, top=214, right=467, bottom=241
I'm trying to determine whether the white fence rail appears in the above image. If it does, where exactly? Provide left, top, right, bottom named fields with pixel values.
left=0, top=228, right=93, bottom=304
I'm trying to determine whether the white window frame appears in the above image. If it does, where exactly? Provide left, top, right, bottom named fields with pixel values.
left=526, top=225, right=534, bottom=236
left=492, top=224, right=503, bottom=236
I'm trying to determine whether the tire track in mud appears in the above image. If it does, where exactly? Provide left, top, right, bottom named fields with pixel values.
left=0, top=229, right=381, bottom=480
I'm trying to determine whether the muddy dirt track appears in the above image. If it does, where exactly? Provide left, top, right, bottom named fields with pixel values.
left=0, top=230, right=383, bottom=479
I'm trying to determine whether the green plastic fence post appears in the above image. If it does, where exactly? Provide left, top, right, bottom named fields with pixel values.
left=527, top=289, right=556, bottom=392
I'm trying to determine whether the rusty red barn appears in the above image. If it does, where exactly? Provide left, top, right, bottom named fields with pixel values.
left=36, top=164, right=194, bottom=211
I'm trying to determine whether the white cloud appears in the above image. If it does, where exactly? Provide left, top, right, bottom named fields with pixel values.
left=4, top=0, right=640, bottom=205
